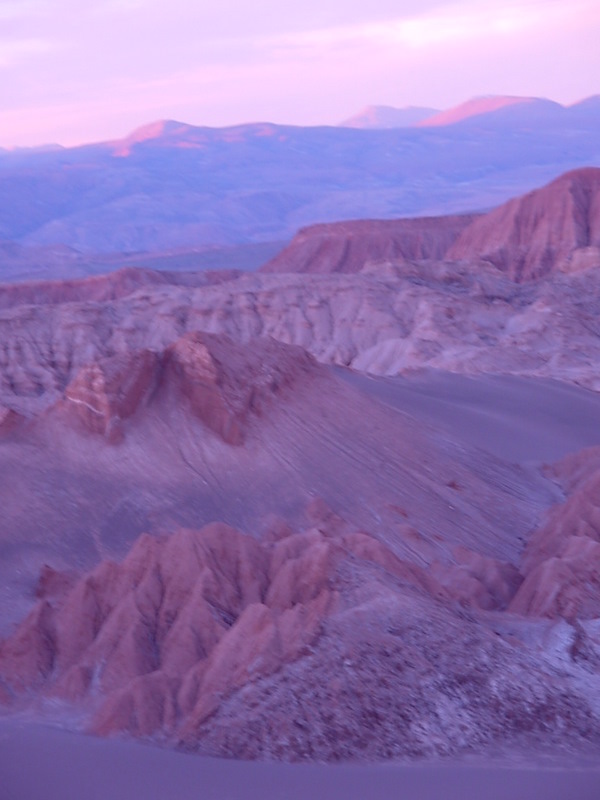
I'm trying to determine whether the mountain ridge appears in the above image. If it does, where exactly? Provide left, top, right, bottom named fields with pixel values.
left=339, top=105, right=439, bottom=129
left=263, top=167, right=600, bottom=281
left=0, top=96, right=598, bottom=255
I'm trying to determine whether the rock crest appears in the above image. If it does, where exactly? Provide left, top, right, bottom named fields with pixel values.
left=58, top=331, right=316, bottom=443
left=262, top=168, right=600, bottom=282
left=0, top=513, right=427, bottom=741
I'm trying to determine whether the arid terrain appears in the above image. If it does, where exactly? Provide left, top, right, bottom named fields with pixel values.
left=1, top=95, right=599, bottom=262
left=1, top=166, right=600, bottom=796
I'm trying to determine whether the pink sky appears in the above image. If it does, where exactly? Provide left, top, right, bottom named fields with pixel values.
left=0, top=0, right=599, bottom=147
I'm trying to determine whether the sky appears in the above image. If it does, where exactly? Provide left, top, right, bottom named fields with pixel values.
left=0, top=0, right=599, bottom=147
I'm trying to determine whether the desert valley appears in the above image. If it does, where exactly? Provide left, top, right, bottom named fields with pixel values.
left=1, top=98, right=600, bottom=798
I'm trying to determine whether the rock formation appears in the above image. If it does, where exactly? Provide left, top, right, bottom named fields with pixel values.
left=447, top=168, right=600, bottom=280
left=55, top=331, right=317, bottom=445
left=5, top=247, right=600, bottom=403
left=510, top=447, right=600, bottom=620
left=262, top=168, right=600, bottom=283
left=0, top=266, right=239, bottom=309
left=260, top=215, right=478, bottom=274
left=0, top=514, right=432, bottom=741
left=2, top=499, right=599, bottom=760
left=62, top=349, right=160, bottom=440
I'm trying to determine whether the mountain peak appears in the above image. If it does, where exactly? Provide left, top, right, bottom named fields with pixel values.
left=339, top=105, right=439, bottom=129
left=418, top=95, right=561, bottom=127
left=111, top=119, right=198, bottom=155
left=123, top=119, right=193, bottom=141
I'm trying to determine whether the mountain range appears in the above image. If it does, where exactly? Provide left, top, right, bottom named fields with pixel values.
left=0, top=94, right=599, bottom=265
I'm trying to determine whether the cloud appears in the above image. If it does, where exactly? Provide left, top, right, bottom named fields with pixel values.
left=0, top=1, right=45, bottom=20
left=0, top=37, right=55, bottom=67
left=93, top=0, right=148, bottom=14
left=0, top=0, right=597, bottom=146
left=262, top=0, right=596, bottom=54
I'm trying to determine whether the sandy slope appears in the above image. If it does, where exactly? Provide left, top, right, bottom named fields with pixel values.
left=340, top=369, right=600, bottom=463
left=1, top=335, right=600, bottom=761
left=0, top=348, right=564, bottom=633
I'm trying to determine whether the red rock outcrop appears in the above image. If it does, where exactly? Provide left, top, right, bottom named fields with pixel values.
left=0, top=405, right=22, bottom=434
left=510, top=446, right=600, bottom=619
left=7, top=496, right=593, bottom=757
left=260, top=215, right=478, bottom=274
left=260, top=168, right=600, bottom=284
left=0, top=512, right=441, bottom=742
left=448, top=168, right=600, bottom=281
left=429, top=545, right=522, bottom=611
left=35, top=565, right=76, bottom=600
left=511, top=536, right=600, bottom=620
left=162, top=332, right=316, bottom=445
left=55, top=331, right=318, bottom=444
left=63, top=349, right=159, bottom=439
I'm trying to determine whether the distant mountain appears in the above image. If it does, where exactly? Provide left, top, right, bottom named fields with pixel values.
left=0, top=96, right=599, bottom=256
left=108, top=119, right=289, bottom=156
left=418, top=96, right=565, bottom=128
left=568, top=95, right=600, bottom=123
left=339, top=105, right=439, bottom=129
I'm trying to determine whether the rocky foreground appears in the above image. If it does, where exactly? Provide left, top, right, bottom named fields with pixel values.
left=1, top=169, right=600, bottom=761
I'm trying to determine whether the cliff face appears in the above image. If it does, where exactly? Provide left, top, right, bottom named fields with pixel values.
left=260, top=215, right=478, bottom=274
left=0, top=516, right=422, bottom=741
left=447, top=168, right=600, bottom=280
left=509, top=447, right=600, bottom=621
left=261, top=168, right=600, bottom=282
left=2, top=491, right=599, bottom=759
